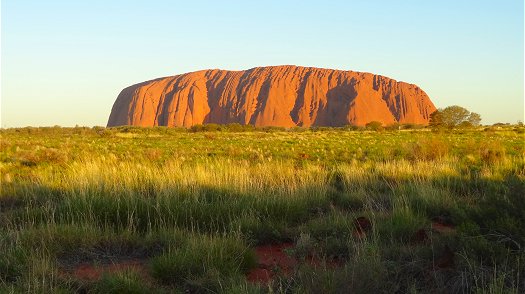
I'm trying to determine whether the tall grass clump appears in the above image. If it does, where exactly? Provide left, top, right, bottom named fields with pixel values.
left=150, top=235, right=256, bottom=290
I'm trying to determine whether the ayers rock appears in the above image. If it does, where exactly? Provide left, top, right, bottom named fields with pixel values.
left=107, top=65, right=436, bottom=128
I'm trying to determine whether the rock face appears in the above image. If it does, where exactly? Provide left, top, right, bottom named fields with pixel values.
left=107, top=65, right=436, bottom=127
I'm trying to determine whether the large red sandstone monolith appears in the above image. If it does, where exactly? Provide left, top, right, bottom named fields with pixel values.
left=107, top=65, right=436, bottom=127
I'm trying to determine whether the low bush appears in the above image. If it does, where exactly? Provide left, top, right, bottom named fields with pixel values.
left=94, top=270, right=153, bottom=294
left=150, top=236, right=256, bottom=288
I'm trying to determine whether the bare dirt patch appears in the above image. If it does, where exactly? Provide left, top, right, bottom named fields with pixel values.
left=431, top=222, right=456, bottom=234
left=247, top=242, right=297, bottom=283
left=247, top=242, right=344, bottom=284
left=353, top=216, right=372, bottom=239
left=434, top=245, right=455, bottom=269
left=60, top=259, right=148, bottom=281
left=411, top=228, right=430, bottom=244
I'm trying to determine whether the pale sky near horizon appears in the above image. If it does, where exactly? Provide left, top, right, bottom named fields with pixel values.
left=1, top=0, right=523, bottom=127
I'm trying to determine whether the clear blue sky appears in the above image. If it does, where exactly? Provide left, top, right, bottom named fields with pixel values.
left=1, top=0, right=523, bottom=127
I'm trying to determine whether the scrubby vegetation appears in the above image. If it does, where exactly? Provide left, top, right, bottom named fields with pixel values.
left=1, top=125, right=524, bottom=293
left=430, top=105, right=482, bottom=129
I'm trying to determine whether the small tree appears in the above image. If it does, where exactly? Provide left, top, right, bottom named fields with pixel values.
left=468, top=112, right=481, bottom=127
left=366, top=121, right=383, bottom=131
left=429, top=105, right=481, bottom=129
left=429, top=111, right=444, bottom=128
left=385, top=122, right=401, bottom=131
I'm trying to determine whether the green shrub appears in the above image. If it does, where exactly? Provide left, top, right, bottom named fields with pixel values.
left=223, top=123, right=255, bottom=132
left=479, top=141, right=506, bottom=164
left=385, top=122, right=401, bottom=131
left=259, top=126, right=286, bottom=132
left=365, top=121, right=384, bottom=131
left=190, top=123, right=223, bottom=132
left=150, top=236, right=256, bottom=287
left=94, top=270, right=152, bottom=294
left=407, top=137, right=449, bottom=160
left=401, top=123, right=424, bottom=130
left=0, top=247, right=28, bottom=284
left=377, top=209, right=427, bottom=243
left=342, top=124, right=363, bottom=131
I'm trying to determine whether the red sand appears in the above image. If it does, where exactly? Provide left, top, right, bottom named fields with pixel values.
left=247, top=243, right=297, bottom=283
left=62, top=259, right=147, bottom=281
left=431, top=222, right=456, bottom=234
left=247, top=242, right=344, bottom=284
left=353, top=216, right=372, bottom=239
left=246, top=268, right=273, bottom=284
left=412, top=228, right=429, bottom=244
left=254, top=243, right=297, bottom=271
left=434, top=245, right=455, bottom=269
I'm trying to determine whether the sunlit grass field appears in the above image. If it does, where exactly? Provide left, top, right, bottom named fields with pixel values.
left=1, top=126, right=524, bottom=293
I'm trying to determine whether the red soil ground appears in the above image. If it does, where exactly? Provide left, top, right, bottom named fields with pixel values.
left=247, top=243, right=296, bottom=283
left=246, top=242, right=345, bottom=284
left=61, top=259, right=147, bottom=281
left=431, top=222, right=456, bottom=234
left=61, top=217, right=457, bottom=284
